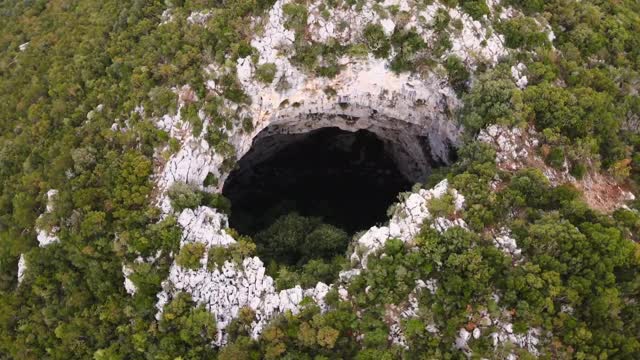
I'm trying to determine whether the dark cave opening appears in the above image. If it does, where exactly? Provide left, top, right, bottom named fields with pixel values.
left=222, top=127, right=415, bottom=239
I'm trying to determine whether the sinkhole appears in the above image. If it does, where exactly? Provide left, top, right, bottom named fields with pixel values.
left=224, top=126, right=416, bottom=234
left=222, top=124, right=446, bottom=268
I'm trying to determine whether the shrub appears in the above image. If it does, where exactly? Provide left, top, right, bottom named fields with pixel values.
left=427, top=192, right=456, bottom=218
left=207, top=246, right=232, bottom=269
left=219, top=72, right=249, bottom=103
left=432, top=8, right=451, bottom=31
left=255, top=213, right=349, bottom=267
left=242, top=117, right=254, bottom=133
left=363, top=24, right=390, bottom=58
left=499, top=18, right=550, bottom=50
left=545, top=146, right=565, bottom=169
left=255, top=63, right=277, bottom=84
left=168, top=182, right=202, bottom=212
left=181, top=103, right=202, bottom=137
left=149, top=86, right=178, bottom=116
left=460, top=0, right=490, bottom=20
left=460, top=67, right=524, bottom=134
left=445, top=55, right=470, bottom=94
left=169, top=138, right=181, bottom=154
left=176, top=243, right=206, bottom=269
left=203, top=172, right=218, bottom=187
left=282, top=3, right=308, bottom=34
left=201, top=192, right=231, bottom=214
left=570, top=162, right=587, bottom=180
left=390, top=30, right=426, bottom=73
left=208, top=234, right=257, bottom=270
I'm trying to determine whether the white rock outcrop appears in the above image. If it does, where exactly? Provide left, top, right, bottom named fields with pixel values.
left=349, top=179, right=466, bottom=269
left=178, top=207, right=236, bottom=248
left=122, top=264, right=137, bottom=295
left=493, top=228, right=522, bottom=257
left=36, top=189, right=60, bottom=247
left=155, top=254, right=331, bottom=344
left=17, top=254, right=26, bottom=285
left=155, top=178, right=466, bottom=344
left=511, top=63, right=528, bottom=89
left=490, top=322, right=541, bottom=357
left=477, top=125, right=536, bottom=172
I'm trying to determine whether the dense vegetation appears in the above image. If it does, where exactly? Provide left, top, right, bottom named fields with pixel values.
left=219, top=141, right=640, bottom=358
left=0, top=0, right=639, bottom=359
left=254, top=213, right=350, bottom=290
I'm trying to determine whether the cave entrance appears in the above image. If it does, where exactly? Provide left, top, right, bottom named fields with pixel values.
left=223, top=127, right=415, bottom=237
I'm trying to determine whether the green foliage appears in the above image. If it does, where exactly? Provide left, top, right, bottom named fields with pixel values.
left=203, top=172, right=219, bottom=187
left=545, top=146, right=565, bottom=169
left=363, top=24, right=391, bottom=58
left=255, top=212, right=349, bottom=267
left=431, top=8, right=451, bottom=32
left=460, top=66, right=525, bottom=133
left=168, top=182, right=202, bottom=212
left=282, top=3, right=308, bottom=33
left=156, top=292, right=218, bottom=358
left=176, top=242, right=207, bottom=269
left=207, top=232, right=257, bottom=269
left=255, top=63, right=278, bottom=84
left=570, top=162, right=587, bottom=180
left=275, top=256, right=347, bottom=290
left=427, top=192, right=456, bottom=218
left=505, top=0, right=544, bottom=15
left=149, top=87, right=179, bottom=116
left=498, top=17, right=551, bottom=50
left=182, top=103, right=204, bottom=137
left=389, top=29, right=426, bottom=73
left=445, top=55, right=470, bottom=94
left=459, top=0, right=490, bottom=20
left=242, top=117, right=254, bottom=133
left=201, top=192, right=232, bottom=214
left=219, top=71, right=250, bottom=103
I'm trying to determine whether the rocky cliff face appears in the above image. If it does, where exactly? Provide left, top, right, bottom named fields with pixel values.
left=152, top=0, right=520, bottom=213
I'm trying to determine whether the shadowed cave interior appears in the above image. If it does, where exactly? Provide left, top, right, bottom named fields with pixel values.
left=222, top=127, right=428, bottom=245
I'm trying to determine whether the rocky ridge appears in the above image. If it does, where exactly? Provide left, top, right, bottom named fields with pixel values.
left=153, top=0, right=522, bottom=212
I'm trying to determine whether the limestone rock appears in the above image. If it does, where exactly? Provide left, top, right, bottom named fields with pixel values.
left=511, top=63, right=528, bottom=89
left=122, top=264, right=137, bottom=295
left=493, top=228, right=522, bottom=257
left=349, top=179, right=467, bottom=269
left=17, top=254, right=26, bottom=285
left=178, top=207, right=236, bottom=247
left=456, top=328, right=471, bottom=349
left=36, top=189, right=60, bottom=247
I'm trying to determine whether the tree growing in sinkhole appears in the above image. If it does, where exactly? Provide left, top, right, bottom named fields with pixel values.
left=254, top=212, right=350, bottom=289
